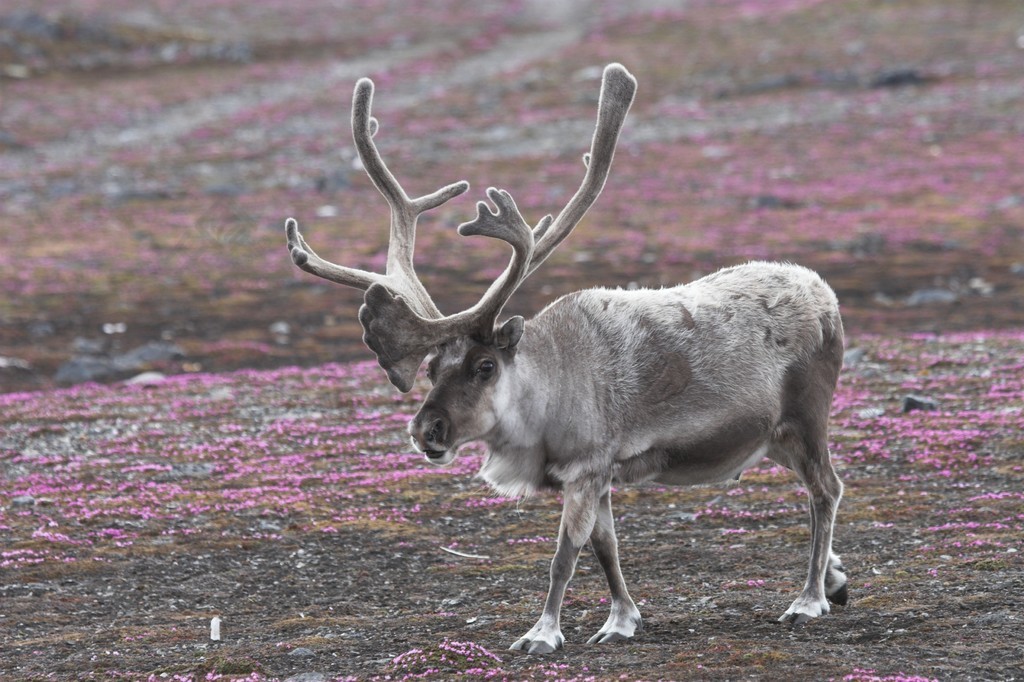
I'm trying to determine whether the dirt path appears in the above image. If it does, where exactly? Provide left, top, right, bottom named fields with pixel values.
left=21, top=39, right=1024, bottom=186
left=7, top=24, right=586, bottom=189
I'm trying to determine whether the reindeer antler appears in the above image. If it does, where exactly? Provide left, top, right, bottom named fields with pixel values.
left=285, top=77, right=469, bottom=318
left=288, top=64, right=637, bottom=392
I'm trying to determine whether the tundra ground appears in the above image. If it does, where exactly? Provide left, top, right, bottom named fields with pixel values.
left=2, top=1, right=1023, bottom=679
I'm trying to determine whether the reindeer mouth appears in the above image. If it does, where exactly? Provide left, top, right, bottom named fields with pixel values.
left=410, top=435, right=455, bottom=466
left=423, top=449, right=455, bottom=466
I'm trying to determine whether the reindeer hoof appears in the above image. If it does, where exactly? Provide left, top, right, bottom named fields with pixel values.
left=784, top=612, right=814, bottom=627
left=527, top=640, right=559, bottom=655
left=510, top=637, right=560, bottom=655
left=779, top=593, right=830, bottom=627
left=828, top=583, right=849, bottom=606
left=588, top=631, right=629, bottom=644
left=586, top=609, right=642, bottom=645
left=510, top=629, right=564, bottom=655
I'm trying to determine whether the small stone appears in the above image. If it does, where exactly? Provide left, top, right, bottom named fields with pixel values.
left=270, top=321, right=291, bottom=346
left=288, top=647, right=315, bottom=658
left=0, top=356, right=31, bottom=371
left=3, top=64, right=30, bottom=79
left=315, top=169, right=350, bottom=193
left=856, top=407, right=886, bottom=419
left=11, top=495, right=35, bottom=507
left=742, top=73, right=801, bottom=95
left=972, top=612, right=1013, bottom=627
left=902, top=394, right=938, bottom=413
left=701, top=145, right=730, bottom=159
left=72, top=337, right=107, bottom=355
left=968, top=277, right=994, bottom=296
left=0, top=356, right=41, bottom=390
left=873, top=292, right=895, bottom=306
left=904, top=289, right=957, bottom=306
left=843, top=347, right=867, bottom=367
left=995, top=195, right=1022, bottom=210
left=27, top=321, right=54, bottom=339
left=124, top=371, right=166, bottom=387
left=55, top=356, right=116, bottom=385
left=117, top=341, right=185, bottom=367
left=869, top=68, right=929, bottom=88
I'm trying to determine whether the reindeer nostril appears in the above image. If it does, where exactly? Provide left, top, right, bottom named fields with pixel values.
left=427, top=418, right=446, bottom=445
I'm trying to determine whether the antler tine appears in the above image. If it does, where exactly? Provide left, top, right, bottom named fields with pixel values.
left=455, top=187, right=536, bottom=338
left=527, top=63, right=637, bottom=276
left=351, top=78, right=470, bottom=279
left=286, top=217, right=382, bottom=290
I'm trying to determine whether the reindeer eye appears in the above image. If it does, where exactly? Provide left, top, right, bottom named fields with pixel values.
left=476, top=359, right=496, bottom=377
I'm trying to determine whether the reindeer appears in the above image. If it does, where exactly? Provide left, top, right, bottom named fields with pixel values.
left=285, top=63, right=848, bottom=654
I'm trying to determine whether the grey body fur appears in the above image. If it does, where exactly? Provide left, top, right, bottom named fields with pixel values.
left=478, top=261, right=842, bottom=498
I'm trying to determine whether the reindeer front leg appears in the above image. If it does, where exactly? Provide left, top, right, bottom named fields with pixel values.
left=510, top=478, right=604, bottom=654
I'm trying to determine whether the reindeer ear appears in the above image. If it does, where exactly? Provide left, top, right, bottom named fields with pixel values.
left=494, top=316, right=525, bottom=351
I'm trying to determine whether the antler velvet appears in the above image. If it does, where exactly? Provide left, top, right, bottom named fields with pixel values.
left=285, top=77, right=468, bottom=319
left=286, top=63, right=637, bottom=392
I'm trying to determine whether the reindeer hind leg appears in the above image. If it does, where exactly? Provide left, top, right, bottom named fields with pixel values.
left=826, top=551, right=849, bottom=606
left=769, top=418, right=846, bottom=626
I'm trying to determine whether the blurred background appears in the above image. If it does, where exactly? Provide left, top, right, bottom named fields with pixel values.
left=2, top=0, right=1023, bottom=393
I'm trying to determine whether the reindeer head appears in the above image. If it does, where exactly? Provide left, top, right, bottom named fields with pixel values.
left=286, top=64, right=636, bottom=464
